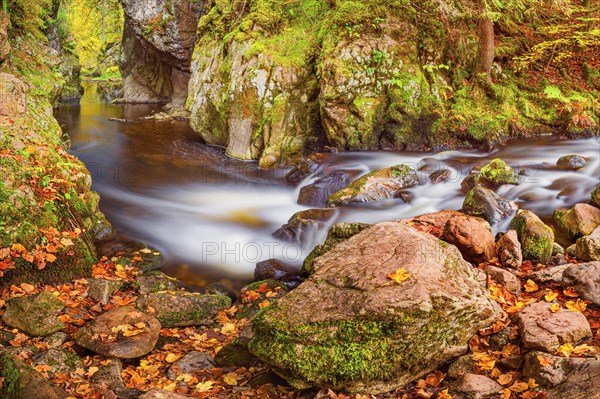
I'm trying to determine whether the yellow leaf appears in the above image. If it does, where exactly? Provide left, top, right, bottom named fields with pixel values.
left=221, top=323, right=236, bottom=334
left=509, top=380, right=529, bottom=393
left=565, top=299, right=587, bottom=312
left=536, top=355, right=554, bottom=367
left=436, top=389, right=452, bottom=399
left=388, top=268, right=411, bottom=284
left=550, top=303, right=561, bottom=313
left=572, top=344, right=599, bottom=356
left=528, top=378, right=539, bottom=389
left=176, top=374, right=194, bottom=382
left=165, top=353, right=180, bottom=363
left=195, top=380, right=215, bottom=392
left=557, top=343, right=574, bottom=357
left=544, top=290, right=558, bottom=302
left=223, top=372, right=240, bottom=386
left=498, top=373, right=513, bottom=386
left=524, top=279, right=538, bottom=292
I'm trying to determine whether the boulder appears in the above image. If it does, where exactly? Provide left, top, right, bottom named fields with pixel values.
left=327, top=164, right=418, bottom=206
left=462, top=187, right=518, bottom=224
left=553, top=242, right=565, bottom=255
left=249, top=222, right=500, bottom=393
left=562, top=261, right=600, bottom=307
left=460, top=171, right=479, bottom=193
left=90, top=359, right=140, bottom=399
left=32, top=349, right=83, bottom=378
left=485, top=266, right=521, bottom=295
left=43, top=332, right=68, bottom=349
left=254, top=259, right=301, bottom=285
left=429, top=169, right=452, bottom=183
left=136, top=291, right=231, bottom=327
left=236, top=280, right=289, bottom=320
left=523, top=351, right=600, bottom=399
left=496, top=230, right=522, bottom=269
left=556, top=154, right=587, bottom=170
left=575, top=225, right=600, bottom=261
left=298, top=172, right=351, bottom=207
left=510, top=210, right=554, bottom=264
left=444, top=215, right=495, bottom=264
left=2, top=291, right=65, bottom=336
left=88, top=278, right=123, bottom=304
left=0, top=353, right=66, bottom=399
left=449, top=373, right=503, bottom=399
left=135, top=271, right=182, bottom=295
left=302, top=222, right=372, bottom=275
left=167, top=351, right=215, bottom=380
left=529, top=264, right=571, bottom=283
left=74, top=306, right=161, bottom=358
left=214, top=339, right=258, bottom=367
left=514, top=302, right=592, bottom=352
left=446, top=354, right=475, bottom=379
left=404, top=210, right=465, bottom=231
left=553, top=203, right=600, bottom=242
left=477, top=159, right=519, bottom=187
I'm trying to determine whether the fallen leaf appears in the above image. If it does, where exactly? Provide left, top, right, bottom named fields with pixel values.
left=557, top=343, right=574, bottom=357
left=195, top=380, right=215, bottom=392
left=388, top=268, right=411, bottom=284
left=524, top=279, right=538, bottom=292
left=544, top=290, right=558, bottom=302
left=565, top=299, right=587, bottom=312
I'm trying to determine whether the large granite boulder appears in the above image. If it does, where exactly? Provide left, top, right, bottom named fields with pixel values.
left=510, top=210, right=554, bottom=264
left=575, top=225, right=600, bottom=261
left=462, top=186, right=518, bottom=224
left=2, top=292, right=65, bottom=337
left=553, top=203, right=600, bottom=242
left=562, top=261, right=600, bottom=307
left=249, top=222, right=500, bottom=394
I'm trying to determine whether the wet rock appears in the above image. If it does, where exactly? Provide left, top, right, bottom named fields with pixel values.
left=236, top=280, right=289, bottom=320
left=250, top=222, right=501, bottom=393
left=562, top=261, right=600, bottom=307
left=90, top=359, right=140, bottom=399
left=327, top=164, right=418, bottom=206
left=429, top=169, right=452, bottom=183
left=523, top=351, right=600, bottom=399
left=592, top=184, right=600, bottom=208
left=566, top=243, right=577, bottom=258
left=284, top=154, right=330, bottom=186
left=489, top=326, right=517, bottom=351
left=449, top=373, right=503, bottom=399
left=529, top=264, right=571, bottom=283
left=2, top=291, right=64, bottom=336
left=302, top=222, right=372, bottom=275
left=444, top=215, right=495, bottom=264
left=553, top=203, right=600, bottom=242
left=447, top=354, right=475, bottom=379
left=167, top=351, right=215, bottom=380
left=137, top=291, right=231, bottom=327
left=215, top=339, right=258, bottom=367
left=575, top=225, right=600, bottom=261
left=273, top=209, right=336, bottom=243
left=486, top=266, right=521, bottom=295
left=254, top=259, right=301, bottom=284
left=460, top=171, right=479, bottom=193
left=0, top=353, right=66, bottom=399
left=203, top=283, right=237, bottom=303
left=88, top=278, right=123, bottom=304
left=135, top=271, right=182, bottom=295
left=496, top=354, right=524, bottom=370
left=247, top=371, right=288, bottom=388
left=556, top=154, right=587, bottom=170
left=496, top=230, right=522, bottom=269
left=74, top=306, right=161, bottom=358
left=477, top=158, right=519, bottom=187
left=462, top=187, right=518, bottom=224
left=404, top=210, right=466, bottom=231
left=514, top=302, right=592, bottom=352
left=298, top=172, right=351, bottom=207
left=42, top=332, right=68, bottom=349
left=138, top=389, right=191, bottom=399
left=510, top=210, right=554, bottom=264
left=32, top=349, right=83, bottom=377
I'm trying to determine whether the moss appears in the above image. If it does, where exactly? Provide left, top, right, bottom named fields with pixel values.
left=510, top=211, right=554, bottom=264
left=478, top=159, right=519, bottom=186
left=0, top=354, right=25, bottom=398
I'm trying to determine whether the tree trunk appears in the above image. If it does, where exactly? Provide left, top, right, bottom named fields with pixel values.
left=476, top=16, right=495, bottom=82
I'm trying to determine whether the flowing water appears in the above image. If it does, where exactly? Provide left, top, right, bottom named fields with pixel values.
left=55, top=88, right=600, bottom=283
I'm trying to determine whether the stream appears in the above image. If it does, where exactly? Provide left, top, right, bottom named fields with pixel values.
left=55, top=87, right=600, bottom=284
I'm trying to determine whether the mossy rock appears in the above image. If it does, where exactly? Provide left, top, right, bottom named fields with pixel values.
left=477, top=159, right=519, bottom=187
left=214, top=339, right=258, bottom=367
left=510, top=210, right=554, bottom=264
left=2, top=292, right=65, bottom=337
left=553, top=204, right=600, bottom=242
left=0, top=353, right=64, bottom=399
left=136, top=291, right=231, bottom=327
left=591, top=185, right=600, bottom=208
left=302, top=222, right=372, bottom=275
left=236, top=280, right=289, bottom=320
left=327, top=164, right=418, bottom=206
left=462, top=187, right=517, bottom=224
left=135, top=271, right=182, bottom=295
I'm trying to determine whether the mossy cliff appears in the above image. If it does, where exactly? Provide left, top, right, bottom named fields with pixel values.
left=0, top=7, right=111, bottom=287
left=187, top=0, right=599, bottom=167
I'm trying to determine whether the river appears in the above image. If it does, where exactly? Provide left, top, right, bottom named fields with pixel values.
left=55, top=87, right=600, bottom=283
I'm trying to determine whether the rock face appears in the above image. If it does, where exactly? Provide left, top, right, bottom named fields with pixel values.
left=510, top=210, right=554, bottom=264
left=553, top=203, right=600, bottom=242
left=327, top=164, right=418, bottom=206
left=443, top=215, right=495, bottom=264
left=514, top=302, right=592, bottom=352
left=523, top=352, right=600, bottom=399
left=562, top=261, right=600, bottom=307
left=136, top=291, right=231, bottom=327
left=74, top=306, right=161, bottom=358
left=462, top=187, right=518, bottom=224
left=496, top=230, right=522, bottom=269
left=119, top=0, right=205, bottom=105
left=576, top=225, right=600, bottom=261
left=2, top=292, right=65, bottom=336
left=249, top=222, right=500, bottom=393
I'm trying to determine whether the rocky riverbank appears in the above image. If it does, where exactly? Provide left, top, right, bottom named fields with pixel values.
left=1, top=155, right=599, bottom=398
